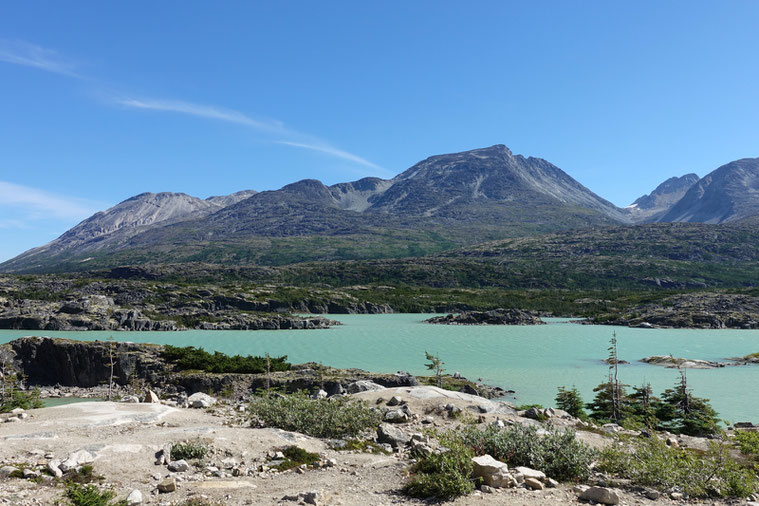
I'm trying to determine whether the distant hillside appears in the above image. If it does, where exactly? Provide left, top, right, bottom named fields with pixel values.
left=95, top=222, right=759, bottom=291
left=0, top=145, right=627, bottom=273
left=658, top=158, right=759, bottom=223
left=626, top=174, right=699, bottom=223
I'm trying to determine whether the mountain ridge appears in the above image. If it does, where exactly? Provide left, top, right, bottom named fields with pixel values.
left=2, top=146, right=758, bottom=274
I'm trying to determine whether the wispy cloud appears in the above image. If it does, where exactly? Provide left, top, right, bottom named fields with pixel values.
left=114, top=97, right=286, bottom=133
left=2, top=39, right=382, bottom=171
left=0, top=181, right=103, bottom=221
left=0, top=39, right=80, bottom=77
left=275, top=141, right=382, bottom=170
left=116, top=95, right=383, bottom=170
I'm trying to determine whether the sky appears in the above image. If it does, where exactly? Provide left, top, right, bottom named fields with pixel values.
left=1, top=1, right=758, bottom=262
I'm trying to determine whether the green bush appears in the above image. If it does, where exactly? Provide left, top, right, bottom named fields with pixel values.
left=403, top=437, right=476, bottom=500
left=161, top=345, right=290, bottom=374
left=171, top=440, right=208, bottom=461
left=248, top=392, right=381, bottom=438
left=63, top=483, right=127, bottom=506
left=334, top=439, right=391, bottom=455
left=455, top=424, right=595, bottom=481
left=0, top=387, right=43, bottom=413
left=598, top=436, right=758, bottom=498
left=735, top=431, right=759, bottom=457
left=273, top=446, right=320, bottom=471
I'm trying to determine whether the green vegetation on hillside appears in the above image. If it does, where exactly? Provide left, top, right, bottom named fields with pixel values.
left=161, top=345, right=290, bottom=374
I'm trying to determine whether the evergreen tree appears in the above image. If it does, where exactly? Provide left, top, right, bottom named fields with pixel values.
left=555, top=386, right=588, bottom=420
left=656, top=366, right=719, bottom=436
left=627, top=382, right=661, bottom=428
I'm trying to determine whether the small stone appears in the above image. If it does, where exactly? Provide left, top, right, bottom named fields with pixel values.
left=16, top=412, right=29, bottom=419
left=670, top=491, right=683, bottom=500
left=481, top=484, right=496, bottom=493
left=524, top=477, right=544, bottom=490
left=546, top=478, right=559, bottom=488
left=387, top=396, right=402, bottom=406
left=167, top=460, right=190, bottom=472
left=0, top=465, right=16, bottom=477
left=126, top=489, right=143, bottom=505
left=303, top=491, right=319, bottom=505
left=157, top=477, right=177, bottom=493
left=22, top=468, right=38, bottom=479
left=644, top=488, right=660, bottom=500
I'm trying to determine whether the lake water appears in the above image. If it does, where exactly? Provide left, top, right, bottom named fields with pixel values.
left=2, top=314, right=758, bottom=422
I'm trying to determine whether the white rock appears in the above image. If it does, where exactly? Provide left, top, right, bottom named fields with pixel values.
left=514, top=466, right=546, bottom=482
left=579, top=486, right=621, bottom=505
left=143, top=390, right=160, bottom=403
left=126, top=489, right=143, bottom=505
left=47, top=459, right=63, bottom=478
left=0, top=465, right=16, bottom=477
left=472, top=455, right=514, bottom=488
left=188, top=392, right=216, bottom=408
left=60, top=449, right=95, bottom=472
left=167, top=460, right=190, bottom=472
left=121, top=395, right=140, bottom=403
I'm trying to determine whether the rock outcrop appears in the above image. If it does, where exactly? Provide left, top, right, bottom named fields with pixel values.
left=426, top=308, right=545, bottom=326
left=588, top=293, right=759, bottom=329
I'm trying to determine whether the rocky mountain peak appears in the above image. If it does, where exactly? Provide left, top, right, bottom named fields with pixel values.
left=658, top=157, right=759, bottom=224
left=626, top=173, right=700, bottom=223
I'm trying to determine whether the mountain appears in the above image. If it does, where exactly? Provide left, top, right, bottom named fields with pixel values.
left=626, top=173, right=699, bottom=223
left=658, top=158, right=759, bottom=223
left=0, top=190, right=255, bottom=272
left=0, top=144, right=628, bottom=273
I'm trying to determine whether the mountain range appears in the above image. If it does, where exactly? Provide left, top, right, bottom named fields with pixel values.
left=2, top=145, right=758, bottom=273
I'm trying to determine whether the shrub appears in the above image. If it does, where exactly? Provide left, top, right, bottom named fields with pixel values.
left=598, top=436, right=758, bottom=498
left=0, top=387, right=43, bottom=413
left=402, top=437, right=476, bottom=500
left=735, top=431, right=759, bottom=457
left=273, top=446, right=320, bottom=471
left=455, top=424, right=595, bottom=481
left=161, top=345, right=290, bottom=374
left=63, top=483, right=127, bottom=506
left=171, top=440, right=208, bottom=461
left=248, top=392, right=381, bottom=438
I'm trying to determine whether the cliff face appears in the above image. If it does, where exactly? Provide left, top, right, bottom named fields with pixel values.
left=8, top=336, right=166, bottom=387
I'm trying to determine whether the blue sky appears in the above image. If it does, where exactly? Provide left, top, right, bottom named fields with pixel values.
left=1, top=1, right=758, bottom=262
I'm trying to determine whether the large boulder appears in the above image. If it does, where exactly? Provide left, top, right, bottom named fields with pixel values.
left=472, top=455, right=515, bottom=488
left=60, top=449, right=95, bottom=472
left=188, top=392, right=216, bottom=408
left=377, top=423, right=409, bottom=448
left=579, top=487, right=621, bottom=505
left=346, top=380, right=386, bottom=394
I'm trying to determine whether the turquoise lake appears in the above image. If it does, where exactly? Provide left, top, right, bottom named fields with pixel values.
left=2, top=314, right=758, bottom=422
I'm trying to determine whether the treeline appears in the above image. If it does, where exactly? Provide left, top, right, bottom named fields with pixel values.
left=161, top=345, right=290, bottom=374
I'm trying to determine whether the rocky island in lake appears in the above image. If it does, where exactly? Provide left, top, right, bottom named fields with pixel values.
left=426, top=308, right=545, bottom=325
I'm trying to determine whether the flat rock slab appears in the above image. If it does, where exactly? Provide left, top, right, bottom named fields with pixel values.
left=193, top=480, right=257, bottom=490
left=360, top=386, right=516, bottom=415
left=47, top=401, right=178, bottom=427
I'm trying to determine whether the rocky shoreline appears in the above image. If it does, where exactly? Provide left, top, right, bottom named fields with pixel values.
left=425, top=309, right=545, bottom=326
left=587, top=293, right=759, bottom=329
left=3, top=336, right=508, bottom=400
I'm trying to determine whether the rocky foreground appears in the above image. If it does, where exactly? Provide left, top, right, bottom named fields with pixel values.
left=0, top=385, right=728, bottom=506
left=425, top=309, right=545, bottom=326
left=588, top=293, right=759, bottom=329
